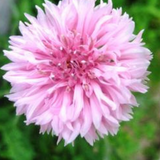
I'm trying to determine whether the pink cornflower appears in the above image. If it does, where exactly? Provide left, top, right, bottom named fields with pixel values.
left=2, top=0, right=152, bottom=145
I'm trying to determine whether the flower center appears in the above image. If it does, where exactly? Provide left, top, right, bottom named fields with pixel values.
left=38, top=31, right=104, bottom=86
left=49, top=46, right=95, bottom=85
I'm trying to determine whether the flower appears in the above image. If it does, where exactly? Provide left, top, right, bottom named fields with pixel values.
left=2, top=0, right=152, bottom=145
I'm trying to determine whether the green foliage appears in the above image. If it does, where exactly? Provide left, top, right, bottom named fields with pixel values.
left=0, top=0, right=160, bottom=159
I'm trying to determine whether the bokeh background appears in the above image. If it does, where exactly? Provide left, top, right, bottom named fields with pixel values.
left=0, top=0, right=160, bottom=159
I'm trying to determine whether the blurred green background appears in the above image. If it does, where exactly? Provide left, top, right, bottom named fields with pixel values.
left=0, top=0, right=160, bottom=159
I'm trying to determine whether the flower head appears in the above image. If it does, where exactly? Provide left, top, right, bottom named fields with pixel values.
left=2, top=0, right=152, bottom=145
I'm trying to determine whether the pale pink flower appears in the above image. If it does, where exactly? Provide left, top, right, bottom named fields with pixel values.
left=2, top=0, right=152, bottom=145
